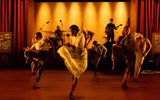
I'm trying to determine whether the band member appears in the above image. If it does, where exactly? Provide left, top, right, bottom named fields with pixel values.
left=105, top=18, right=120, bottom=43
left=134, top=33, right=152, bottom=81
left=54, top=25, right=63, bottom=46
left=90, top=40, right=107, bottom=75
left=24, top=32, right=50, bottom=89
left=57, top=25, right=88, bottom=99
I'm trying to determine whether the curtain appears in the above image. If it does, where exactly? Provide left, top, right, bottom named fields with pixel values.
left=136, top=0, right=160, bottom=40
left=0, top=0, right=28, bottom=68
left=136, top=0, right=160, bottom=69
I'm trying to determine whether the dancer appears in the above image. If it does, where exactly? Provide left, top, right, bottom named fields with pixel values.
left=24, top=32, right=51, bottom=89
left=120, top=26, right=136, bottom=89
left=90, top=40, right=107, bottom=75
left=112, top=24, right=130, bottom=71
left=134, top=33, right=152, bottom=81
left=24, top=37, right=42, bottom=75
left=57, top=25, right=88, bottom=99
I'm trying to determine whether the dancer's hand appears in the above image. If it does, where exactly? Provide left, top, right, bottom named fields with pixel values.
left=142, top=53, right=147, bottom=57
left=64, top=43, right=76, bottom=49
left=25, top=47, right=31, bottom=51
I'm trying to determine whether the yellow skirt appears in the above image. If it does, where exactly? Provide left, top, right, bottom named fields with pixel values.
left=57, top=46, right=88, bottom=78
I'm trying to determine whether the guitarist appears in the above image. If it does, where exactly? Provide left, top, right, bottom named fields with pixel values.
left=105, top=18, right=121, bottom=43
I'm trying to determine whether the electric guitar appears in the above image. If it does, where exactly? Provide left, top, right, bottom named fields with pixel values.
left=105, top=24, right=122, bottom=34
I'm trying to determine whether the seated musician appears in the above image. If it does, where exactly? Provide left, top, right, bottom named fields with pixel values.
left=54, top=25, right=63, bottom=47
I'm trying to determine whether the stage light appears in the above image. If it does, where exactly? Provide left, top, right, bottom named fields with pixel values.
left=53, top=2, right=66, bottom=29
left=36, top=3, right=51, bottom=31
left=68, top=2, right=82, bottom=27
left=84, top=2, right=97, bottom=32
left=113, top=2, right=129, bottom=40
left=98, top=2, right=112, bottom=43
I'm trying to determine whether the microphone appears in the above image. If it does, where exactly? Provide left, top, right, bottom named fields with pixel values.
left=46, top=21, right=49, bottom=24
left=60, top=20, right=63, bottom=27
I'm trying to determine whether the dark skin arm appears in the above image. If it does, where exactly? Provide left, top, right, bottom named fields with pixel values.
left=25, top=47, right=40, bottom=54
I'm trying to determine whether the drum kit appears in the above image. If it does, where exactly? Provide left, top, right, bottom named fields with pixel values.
left=42, top=30, right=68, bottom=37
left=39, top=20, right=70, bottom=48
left=42, top=30, right=69, bottom=49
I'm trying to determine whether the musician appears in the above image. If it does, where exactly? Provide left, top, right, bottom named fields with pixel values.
left=105, top=18, right=118, bottom=43
left=54, top=25, right=63, bottom=46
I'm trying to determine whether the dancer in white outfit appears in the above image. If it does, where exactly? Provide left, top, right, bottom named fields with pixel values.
left=57, top=25, right=88, bottom=99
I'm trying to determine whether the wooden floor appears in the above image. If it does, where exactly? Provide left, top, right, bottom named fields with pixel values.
left=0, top=69, right=160, bottom=100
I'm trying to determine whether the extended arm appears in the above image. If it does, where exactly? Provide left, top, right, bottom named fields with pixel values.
left=142, top=38, right=152, bottom=57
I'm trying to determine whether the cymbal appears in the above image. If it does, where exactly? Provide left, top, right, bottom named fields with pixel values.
left=42, top=31, right=55, bottom=33
left=103, top=36, right=108, bottom=38
left=61, top=30, right=67, bottom=32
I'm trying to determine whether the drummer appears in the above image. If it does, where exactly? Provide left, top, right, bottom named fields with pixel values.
left=54, top=25, right=64, bottom=46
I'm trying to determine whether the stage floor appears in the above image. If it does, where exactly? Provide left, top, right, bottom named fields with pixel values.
left=0, top=69, right=160, bottom=100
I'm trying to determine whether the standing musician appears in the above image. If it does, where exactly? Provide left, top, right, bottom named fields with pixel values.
left=105, top=18, right=122, bottom=43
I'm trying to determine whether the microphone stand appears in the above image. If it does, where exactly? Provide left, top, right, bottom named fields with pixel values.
left=60, top=20, right=63, bottom=30
left=39, top=21, right=49, bottom=32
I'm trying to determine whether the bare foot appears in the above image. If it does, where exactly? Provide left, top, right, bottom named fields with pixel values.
left=122, top=83, right=129, bottom=89
left=69, top=94, right=75, bottom=100
left=33, top=83, right=40, bottom=89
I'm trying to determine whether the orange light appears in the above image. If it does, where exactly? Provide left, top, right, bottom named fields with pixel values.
left=36, top=3, right=51, bottom=32
left=98, top=2, right=112, bottom=43
left=68, top=2, right=82, bottom=27
left=84, top=2, right=97, bottom=32
left=33, top=2, right=129, bottom=47
left=53, top=2, right=67, bottom=30
left=114, top=2, right=129, bottom=38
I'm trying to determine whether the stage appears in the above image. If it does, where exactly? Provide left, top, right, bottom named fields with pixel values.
left=0, top=70, right=159, bottom=100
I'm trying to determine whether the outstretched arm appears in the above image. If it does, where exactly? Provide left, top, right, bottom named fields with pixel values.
left=102, top=45, right=107, bottom=58
left=142, top=38, right=152, bottom=57
left=84, top=30, right=95, bottom=48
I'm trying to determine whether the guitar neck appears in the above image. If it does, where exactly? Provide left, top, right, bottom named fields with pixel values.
left=116, top=24, right=122, bottom=28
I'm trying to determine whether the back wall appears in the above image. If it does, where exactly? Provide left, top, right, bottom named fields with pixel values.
left=28, top=1, right=130, bottom=48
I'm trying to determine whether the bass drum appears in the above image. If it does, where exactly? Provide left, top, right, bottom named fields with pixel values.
left=49, top=37, right=58, bottom=49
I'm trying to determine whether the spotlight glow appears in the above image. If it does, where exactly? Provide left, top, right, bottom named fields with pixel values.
left=68, top=2, right=82, bottom=27
left=53, top=2, right=66, bottom=29
left=98, top=2, right=112, bottom=43
left=36, top=3, right=51, bottom=32
left=114, top=2, right=129, bottom=37
left=84, top=2, right=97, bottom=32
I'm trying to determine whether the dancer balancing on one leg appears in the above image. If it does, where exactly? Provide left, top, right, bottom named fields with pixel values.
left=57, top=25, right=88, bottom=99
left=24, top=32, right=51, bottom=88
